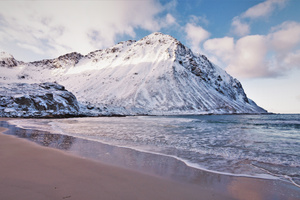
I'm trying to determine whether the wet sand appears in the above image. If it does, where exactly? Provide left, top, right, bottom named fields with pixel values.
left=1, top=118, right=300, bottom=200
left=0, top=126, right=230, bottom=200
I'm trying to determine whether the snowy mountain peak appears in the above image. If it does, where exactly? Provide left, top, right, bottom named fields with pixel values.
left=0, top=33, right=267, bottom=116
left=141, top=32, right=178, bottom=44
left=0, top=51, right=20, bottom=67
left=138, top=32, right=179, bottom=54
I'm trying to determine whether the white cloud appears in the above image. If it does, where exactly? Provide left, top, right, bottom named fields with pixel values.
left=296, top=94, right=300, bottom=102
left=205, top=35, right=276, bottom=78
left=185, top=23, right=210, bottom=53
left=204, top=21, right=300, bottom=79
left=231, top=17, right=250, bottom=37
left=188, top=15, right=209, bottom=25
left=226, top=35, right=276, bottom=78
left=242, top=0, right=287, bottom=19
left=267, top=21, right=300, bottom=72
left=268, top=21, right=300, bottom=52
left=203, top=37, right=234, bottom=63
left=166, top=13, right=176, bottom=25
left=283, top=50, right=300, bottom=67
left=231, top=0, right=288, bottom=36
left=17, top=43, right=45, bottom=55
left=0, top=0, right=175, bottom=60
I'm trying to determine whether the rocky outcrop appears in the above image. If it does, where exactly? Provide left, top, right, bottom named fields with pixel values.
left=0, top=82, right=80, bottom=117
left=29, top=52, right=83, bottom=68
left=0, top=52, right=22, bottom=68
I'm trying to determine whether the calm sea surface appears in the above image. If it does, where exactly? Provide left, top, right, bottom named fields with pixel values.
left=8, top=114, right=300, bottom=187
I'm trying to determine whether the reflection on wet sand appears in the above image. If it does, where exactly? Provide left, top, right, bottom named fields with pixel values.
left=0, top=121, right=75, bottom=150
left=1, top=120, right=299, bottom=200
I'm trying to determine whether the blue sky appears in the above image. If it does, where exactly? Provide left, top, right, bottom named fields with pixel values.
left=0, top=0, right=300, bottom=113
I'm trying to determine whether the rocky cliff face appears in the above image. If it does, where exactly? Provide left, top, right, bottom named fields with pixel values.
left=29, top=52, right=83, bottom=69
left=0, top=82, right=80, bottom=117
left=0, top=32, right=267, bottom=117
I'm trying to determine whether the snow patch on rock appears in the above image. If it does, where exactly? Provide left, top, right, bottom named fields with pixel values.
left=0, top=82, right=80, bottom=117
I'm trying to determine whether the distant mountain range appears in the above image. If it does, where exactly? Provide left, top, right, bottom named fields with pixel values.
left=0, top=32, right=267, bottom=117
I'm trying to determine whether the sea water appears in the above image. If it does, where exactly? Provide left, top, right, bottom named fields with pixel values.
left=8, top=114, right=300, bottom=187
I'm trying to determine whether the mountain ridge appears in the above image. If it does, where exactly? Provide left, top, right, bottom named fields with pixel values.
left=0, top=32, right=267, bottom=117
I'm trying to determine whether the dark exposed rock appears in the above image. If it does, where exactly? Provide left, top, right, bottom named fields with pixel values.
left=0, top=82, right=80, bottom=117
left=0, top=52, right=22, bottom=68
left=174, top=42, right=250, bottom=104
left=29, top=52, right=83, bottom=68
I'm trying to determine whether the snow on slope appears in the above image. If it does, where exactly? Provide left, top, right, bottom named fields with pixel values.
left=0, top=32, right=266, bottom=116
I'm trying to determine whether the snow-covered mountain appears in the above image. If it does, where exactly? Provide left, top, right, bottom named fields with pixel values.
left=0, top=32, right=266, bottom=116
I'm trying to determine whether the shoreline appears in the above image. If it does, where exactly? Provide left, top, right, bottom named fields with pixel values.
left=1, top=118, right=300, bottom=199
left=1, top=111, right=274, bottom=119
left=0, top=119, right=280, bottom=183
left=0, top=126, right=228, bottom=200
left=3, top=116, right=298, bottom=185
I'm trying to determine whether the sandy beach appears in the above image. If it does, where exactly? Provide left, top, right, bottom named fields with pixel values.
left=1, top=119, right=300, bottom=200
left=0, top=126, right=230, bottom=200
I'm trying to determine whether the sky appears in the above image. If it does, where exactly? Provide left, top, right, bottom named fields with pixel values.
left=0, top=0, right=299, bottom=113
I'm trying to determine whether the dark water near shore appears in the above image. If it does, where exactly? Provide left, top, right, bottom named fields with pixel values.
left=3, top=114, right=300, bottom=187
